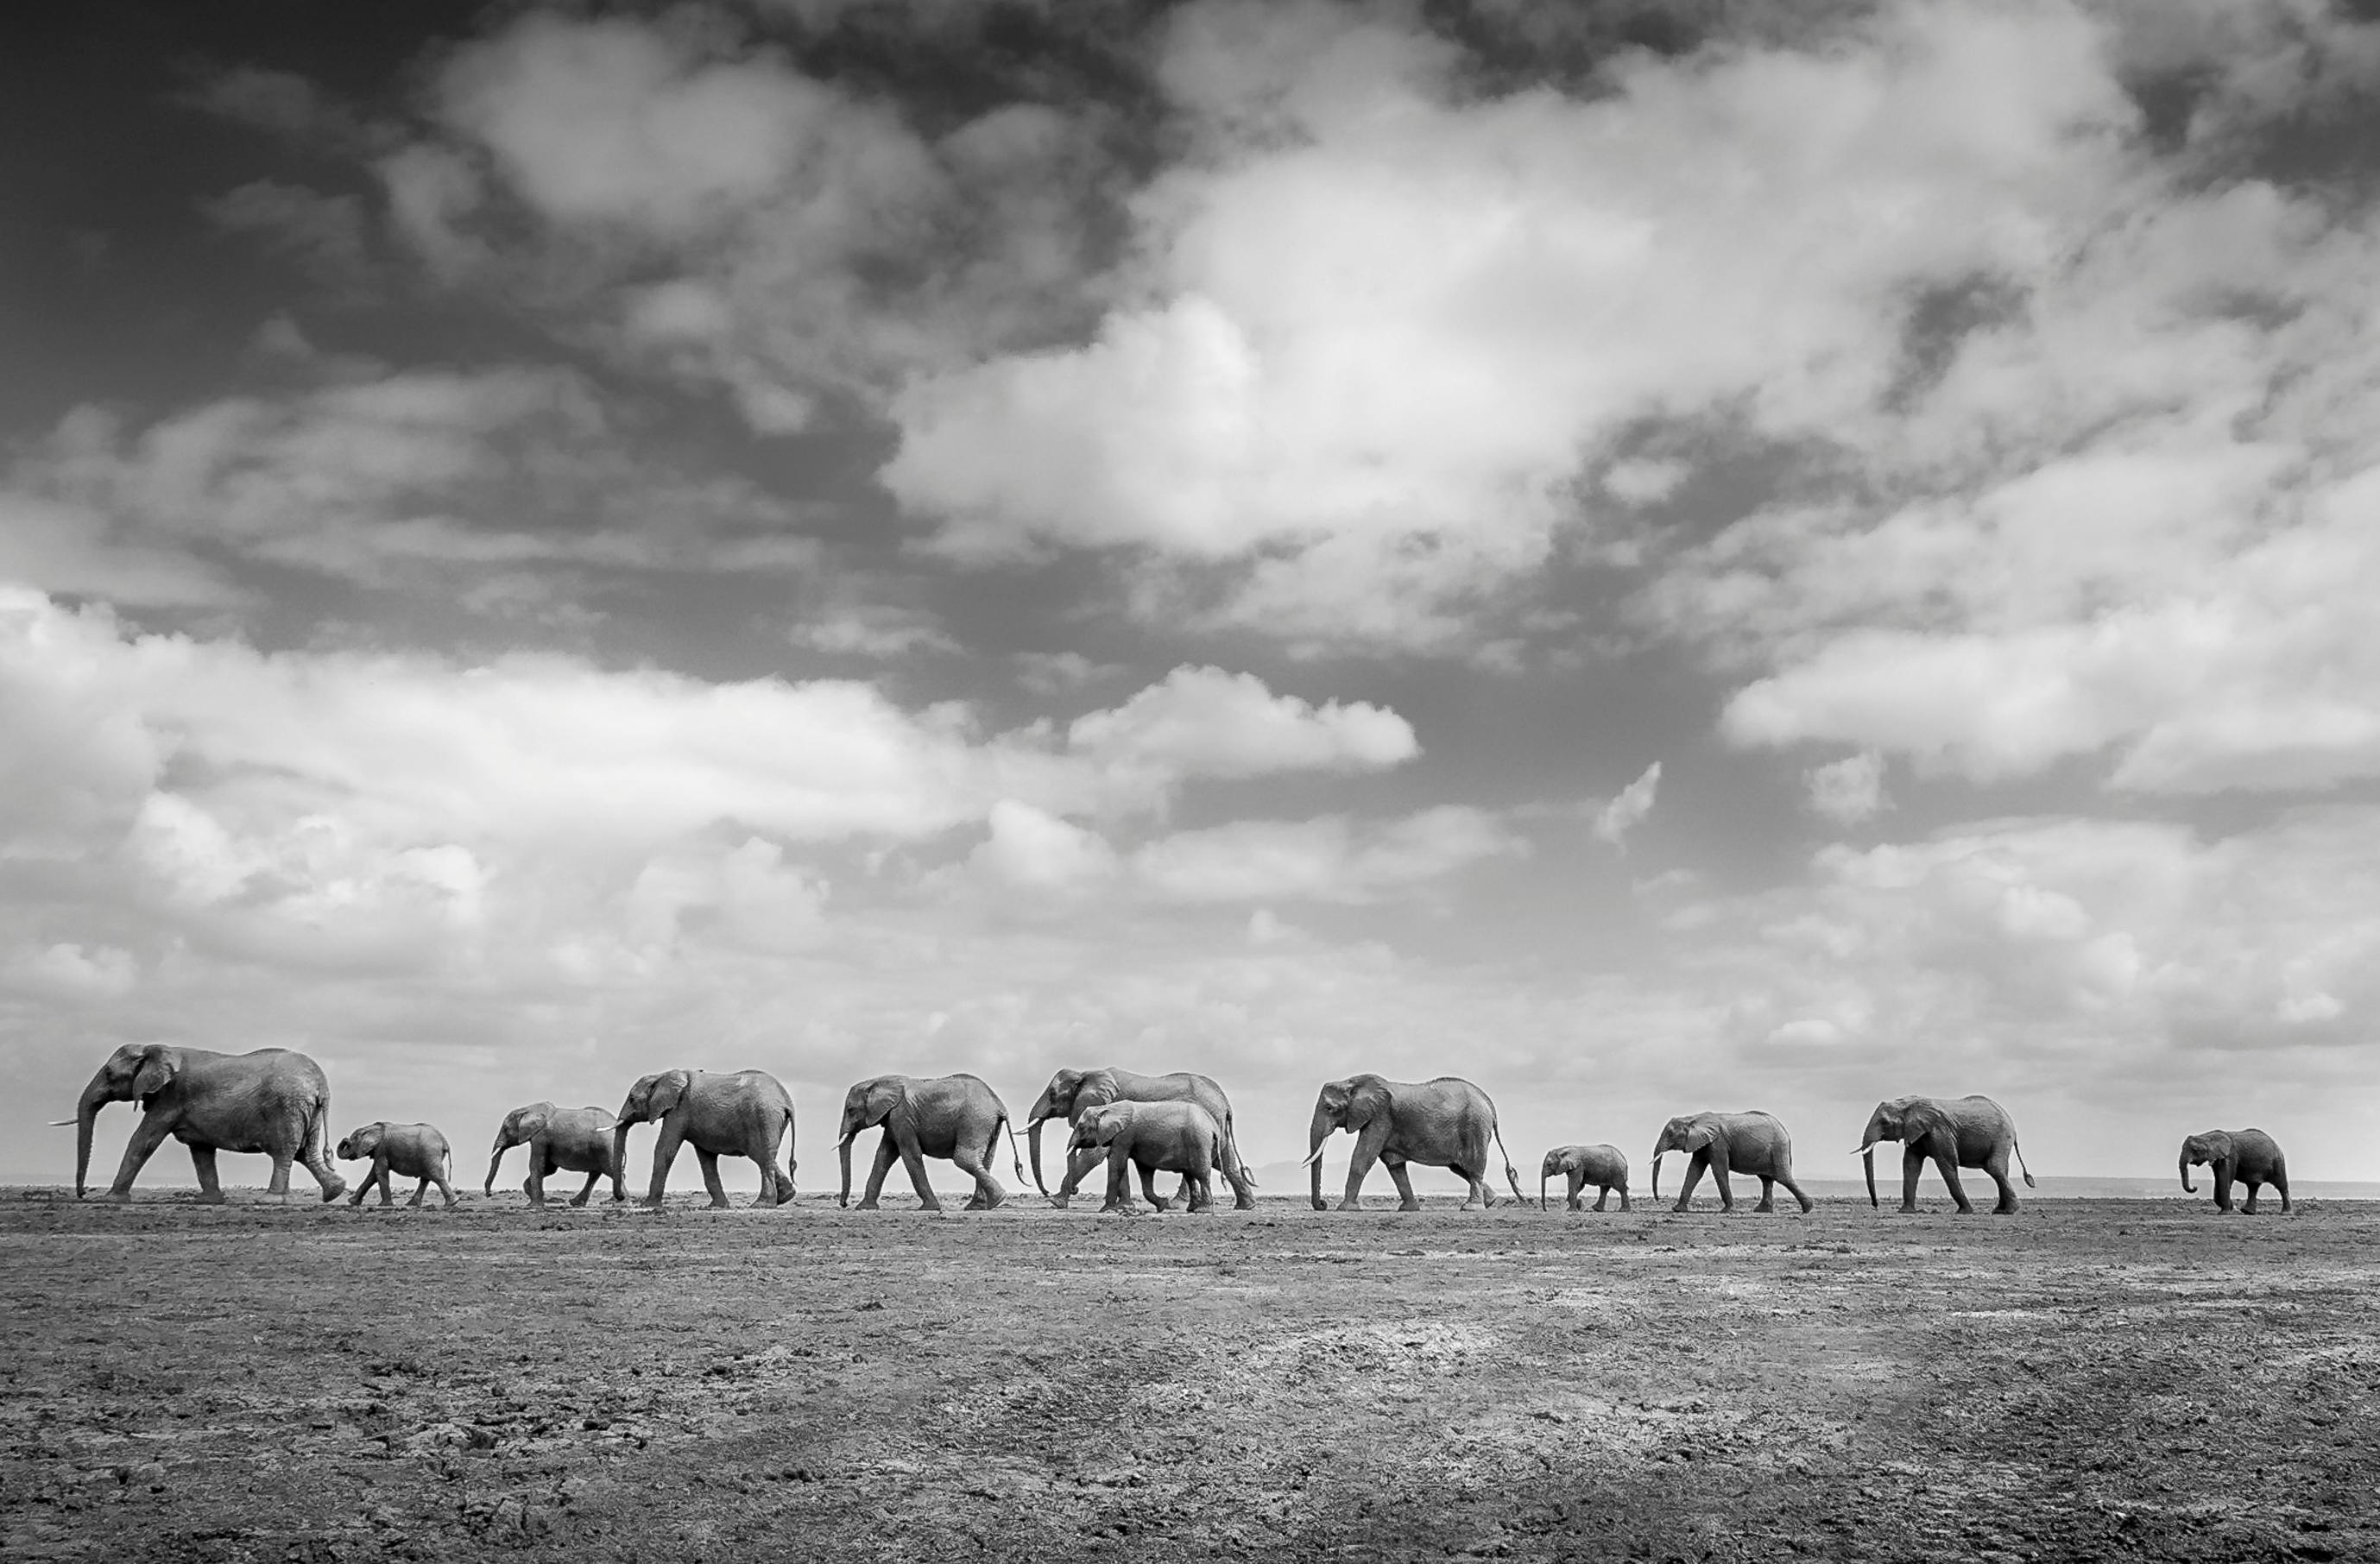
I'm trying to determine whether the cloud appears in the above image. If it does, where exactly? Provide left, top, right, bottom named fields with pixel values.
left=1591, top=762, right=1662, bottom=849
left=1066, top=664, right=1417, bottom=783
left=1129, top=806, right=1525, bottom=906
left=1804, top=752, right=1889, bottom=826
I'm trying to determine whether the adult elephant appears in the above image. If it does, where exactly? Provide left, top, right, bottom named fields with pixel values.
left=1540, top=1144, right=1631, bottom=1212
left=2180, top=1128, right=2290, bottom=1214
left=1023, top=1067, right=1256, bottom=1210
left=1651, top=1112, right=1812, bottom=1214
left=485, top=1101, right=619, bottom=1207
left=837, top=1073, right=1025, bottom=1213
left=62, top=1044, right=344, bottom=1203
left=1855, top=1094, right=2035, bottom=1214
left=1303, top=1074, right=1525, bottom=1211
left=611, top=1069, right=797, bottom=1210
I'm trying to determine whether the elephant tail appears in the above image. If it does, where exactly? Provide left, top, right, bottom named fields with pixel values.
left=995, top=1113, right=1029, bottom=1185
left=1492, top=1122, right=1525, bottom=1206
left=2013, top=1135, right=2036, bottom=1189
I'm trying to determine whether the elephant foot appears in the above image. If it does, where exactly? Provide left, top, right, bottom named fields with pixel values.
left=1234, top=1196, right=1257, bottom=1211
left=977, top=1189, right=1005, bottom=1210
left=1310, top=1199, right=1329, bottom=1213
left=1670, top=1201, right=1693, bottom=1214
left=1099, top=1201, right=1133, bottom=1214
left=1896, top=1203, right=1920, bottom=1214
left=1396, top=1201, right=1422, bottom=1213
left=567, top=1196, right=590, bottom=1208
left=1753, top=1201, right=1775, bottom=1213
left=1148, top=1199, right=1173, bottom=1213
left=707, top=1199, right=732, bottom=1210
left=1045, top=1195, right=1071, bottom=1210
left=319, top=1181, right=346, bottom=1203
left=919, top=1201, right=945, bottom=1214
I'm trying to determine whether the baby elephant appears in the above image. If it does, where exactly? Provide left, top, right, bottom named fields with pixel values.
left=1541, top=1145, right=1631, bottom=1211
left=338, top=1122, right=458, bottom=1209
left=2180, top=1128, right=2290, bottom=1214
left=1069, top=1100, right=1225, bottom=1214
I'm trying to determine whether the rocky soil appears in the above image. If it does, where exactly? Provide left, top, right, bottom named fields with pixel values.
left=3, top=1190, right=2372, bottom=1562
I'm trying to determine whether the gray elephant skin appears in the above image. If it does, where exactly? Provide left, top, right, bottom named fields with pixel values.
left=63, top=1044, right=345, bottom=1203
left=338, top=1121, right=458, bottom=1209
left=1651, top=1111, right=1813, bottom=1214
left=1540, top=1144, right=1631, bottom=1211
left=1069, top=1100, right=1225, bottom=1214
left=2180, top=1128, right=2289, bottom=1214
left=1304, top=1074, right=1525, bottom=1211
left=486, top=1101, right=619, bottom=1206
left=1856, top=1094, right=2036, bottom=1214
left=613, top=1069, right=797, bottom=1209
left=837, top=1073, right=1025, bottom=1212
left=1024, top=1067, right=1256, bottom=1209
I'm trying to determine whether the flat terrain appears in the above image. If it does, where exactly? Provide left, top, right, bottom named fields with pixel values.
left=3, top=1189, right=2372, bottom=1563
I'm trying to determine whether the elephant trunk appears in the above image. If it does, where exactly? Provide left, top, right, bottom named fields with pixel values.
left=610, top=1122, right=634, bottom=1201
left=1307, top=1104, right=1335, bottom=1208
left=73, top=1072, right=115, bottom=1200
left=837, top=1133, right=856, bottom=1208
left=1540, top=1171, right=1549, bottom=1212
left=1863, top=1147, right=1878, bottom=1208
left=483, top=1134, right=514, bottom=1198
left=1651, top=1152, right=1663, bottom=1202
left=1026, top=1116, right=1052, bottom=1197
left=2179, top=1151, right=2195, bottom=1195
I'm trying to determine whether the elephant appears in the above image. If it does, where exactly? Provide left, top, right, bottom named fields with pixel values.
left=338, top=1122, right=458, bottom=1209
left=612, top=1069, right=797, bottom=1209
left=1855, top=1094, right=2036, bottom=1214
left=1651, top=1112, right=1813, bottom=1214
left=485, top=1101, right=619, bottom=1207
left=836, top=1073, right=1026, bottom=1212
left=1540, top=1144, right=1631, bottom=1211
left=60, top=1044, right=344, bottom=1203
left=2180, top=1128, right=2290, bottom=1214
left=1303, top=1074, right=1525, bottom=1211
left=1023, top=1067, right=1257, bottom=1209
left=1067, top=1100, right=1225, bottom=1214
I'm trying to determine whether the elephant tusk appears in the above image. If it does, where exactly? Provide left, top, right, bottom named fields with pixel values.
left=49, top=1119, right=78, bottom=1127
left=1299, top=1144, right=1329, bottom=1168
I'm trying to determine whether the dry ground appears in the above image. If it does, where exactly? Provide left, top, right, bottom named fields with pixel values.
left=3, top=1189, right=2372, bottom=1562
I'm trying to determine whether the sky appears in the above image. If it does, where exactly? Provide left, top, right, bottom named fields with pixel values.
left=6, top=0, right=2380, bottom=1192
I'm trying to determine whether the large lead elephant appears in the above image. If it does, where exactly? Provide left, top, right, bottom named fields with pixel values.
left=1304, top=1074, right=1525, bottom=1211
left=2180, top=1128, right=2289, bottom=1214
left=1023, top=1067, right=1256, bottom=1209
left=63, top=1044, right=344, bottom=1203
left=1651, top=1111, right=1812, bottom=1214
left=1855, top=1094, right=2035, bottom=1214
left=837, top=1073, right=1025, bottom=1213
left=612, top=1069, right=797, bottom=1209
left=486, top=1101, right=619, bottom=1207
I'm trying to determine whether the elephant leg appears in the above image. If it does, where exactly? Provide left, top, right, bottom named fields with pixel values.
left=1221, top=1138, right=1258, bottom=1211
left=268, top=1152, right=296, bottom=1203
left=108, top=1111, right=180, bottom=1199
left=2240, top=1179, right=2262, bottom=1214
left=567, top=1169, right=598, bottom=1208
left=2275, top=1172, right=2291, bottom=1214
left=1772, top=1164, right=1815, bottom=1214
left=1137, top=1160, right=1168, bottom=1211
left=1569, top=1170, right=1588, bottom=1213
left=858, top=1137, right=899, bottom=1210
left=2213, top=1162, right=2236, bottom=1214
left=188, top=1145, right=224, bottom=1204
left=748, top=1142, right=786, bottom=1209
left=646, top=1126, right=685, bottom=1207
left=1188, top=1170, right=1213, bottom=1213
left=949, top=1136, right=1001, bottom=1211
left=1384, top=1158, right=1422, bottom=1213
left=432, top=1164, right=458, bottom=1208
left=1753, top=1175, right=1775, bottom=1214
left=1619, top=1184, right=1633, bottom=1213
left=348, top=1162, right=372, bottom=1208
left=297, top=1130, right=342, bottom=1202
left=527, top=1150, right=548, bottom=1206
left=375, top=1152, right=396, bottom=1207
left=407, top=1176, right=428, bottom=1208
left=1101, top=1150, right=1133, bottom=1214
left=895, top=1135, right=940, bottom=1214
left=695, top=1149, right=730, bottom=1209
left=1052, top=1144, right=1102, bottom=1205
left=1672, top=1151, right=1709, bottom=1213
left=1935, top=1153, right=1975, bottom=1215
left=1898, top=1146, right=1925, bottom=1214
left=1983, top=1151, right=2019, bottom=1215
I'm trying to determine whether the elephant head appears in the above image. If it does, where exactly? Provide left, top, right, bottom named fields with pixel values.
left=836, top=1076, right=906, bottom=1208
left=1302, top=1075, right=1392, bottom=1208
left=1853, top=1096, right=1937, bottom=1208
left=485, top=1102, right=553, bottom=1195
left=612, top=1070, right=692, bottom=1194
left=1650, top=1115, right=1720, bottom=1202
left=2179, top=1131, right=2232, bottom=1194
left=338, top=1123, right=386, bottom=1163
left=1068, top=1104, right=1130, bottom=1159
left=1539, top=1148, right=1571, bottom=1211
left=1022, top=1069, right=1093, bottom=1196
left=67, top=1044, right=176, bottom=1200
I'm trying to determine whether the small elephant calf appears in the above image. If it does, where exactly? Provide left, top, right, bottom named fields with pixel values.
left=338, top=1122, right=459, bottom=1209
left=1068, top=1100, right=1224, bottom=1214
left=1541, top=1144, right=1631, bottom=1212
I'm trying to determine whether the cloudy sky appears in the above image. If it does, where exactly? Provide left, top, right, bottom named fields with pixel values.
left=8, top=0, right=2379, bottom=1191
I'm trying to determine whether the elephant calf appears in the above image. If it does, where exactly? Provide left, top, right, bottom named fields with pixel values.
left=1069, top=1101, right=1225, bottom=1214
left=2181, top=1128, right=2289, bottom=1214
left=1652, top=1111, right=1812, bottom=1214
left=1541, top=1144, right=1630, bottom=1211
left=338, top=1122, right=458, bottom=1209
left=486, top=1101, right=618, bottom=1207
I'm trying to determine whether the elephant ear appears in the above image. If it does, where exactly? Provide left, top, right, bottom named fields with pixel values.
left=1075, top=1071, right=1120, bottom=1113
left=2200, top=1131, right=2232, bottom=1161
left=864, top=1077, right=905, bottom=1128
left=512, top=1106, right=551, bottom=1140
left=130, top=1046, right=178, bottom=1103
left=647, top=1070, right=691, bottom=1119
left=1903, top=1100, right=1951, bottom=1145
left=1682, top=1119, right=1719, bottom=1152
left=1347, top=1077, right=1393, bottom=1130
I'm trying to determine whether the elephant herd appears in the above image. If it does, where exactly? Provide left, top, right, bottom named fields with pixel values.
left=59, top=1044, right=2295, bottom=1217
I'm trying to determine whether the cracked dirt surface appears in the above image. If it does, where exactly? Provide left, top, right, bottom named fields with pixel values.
left=3, top=1192, right=2374, bottom=1561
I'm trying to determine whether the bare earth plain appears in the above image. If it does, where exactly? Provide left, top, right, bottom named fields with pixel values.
left=3, top=1190, right=2373, bottom=1563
